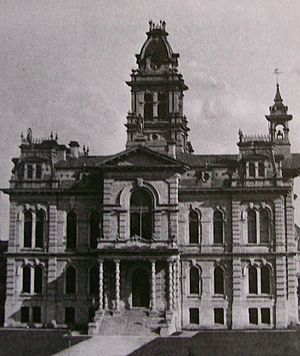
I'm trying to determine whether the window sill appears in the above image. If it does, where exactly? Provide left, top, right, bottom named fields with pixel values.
left=212, top=294, right=226, bottom=299
left=20, top=293, right=43, bottom=297
left=247, top=294, right=273, bottom=299
left=187, top=294, right=201, bottom=299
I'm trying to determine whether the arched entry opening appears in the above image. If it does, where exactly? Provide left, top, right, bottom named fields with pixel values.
left=132, top=268, right=150, bottom=308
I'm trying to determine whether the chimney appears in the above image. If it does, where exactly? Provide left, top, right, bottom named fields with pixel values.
left=69, top=141, right=80, bottom=158
left=167, top=140, right=176, bottom=158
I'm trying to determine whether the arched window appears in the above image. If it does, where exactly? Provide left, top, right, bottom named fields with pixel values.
left=27, top=164, right=33, bottom=179
left=89, top=266, right=99, bottom=295
left=247, top=209, right=257, bottom=243
left=24, top=211, right=32, bottom=248
left=66, top=211, right=77, bottom=249
left=248, top=266, right=258, bottom=294
left=261, top=265, right=271, bottom=294
left=260, top=209, right=270, bottom=244
left=189, top=211, right=199, bottom=244
left=158, top=92, right=168, bottom=118
left=65, top=266, right=76, bottom=294
left=189, top=266, right=200, bottom=294
left=249, top=162, right=255, bottom=177
left=214, top=266, right=224, bottom=294
left=130, top=189, right=153, bottom=239
left=22, top=265, right=31, bottom=293
left=213, top=210, right=223, bottom=244
left=35, top=210, right=45, bottom=248
left=34, top=265, right=43, bottom=293
left=258, top=162, right=265, bottom=177
left=36, top=164, right=42, bottom=179
left=90, top=211, right=101, bottom=249
left=144, top=93, right=153, bottom=120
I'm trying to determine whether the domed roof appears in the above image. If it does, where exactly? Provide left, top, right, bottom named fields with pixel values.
left=136, top=21, right=179, bottom=67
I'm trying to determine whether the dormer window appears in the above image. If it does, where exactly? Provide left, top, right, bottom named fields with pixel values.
left=258, top=162, right=265, bottom=177
left=36, top=164, right=42, bottom=179
left=249, top=162, right=255, bottom=178
left=27, top=165, right=33, bottom=179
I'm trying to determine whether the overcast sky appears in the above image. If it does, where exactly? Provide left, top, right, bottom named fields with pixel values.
left=1, top=0, right=300, bottom=238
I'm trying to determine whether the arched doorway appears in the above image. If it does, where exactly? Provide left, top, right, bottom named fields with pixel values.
left=132, top=268, right=150, bottom=308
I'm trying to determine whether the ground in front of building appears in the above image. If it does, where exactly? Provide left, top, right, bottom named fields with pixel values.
left=0, top=328, right=300, bottom=356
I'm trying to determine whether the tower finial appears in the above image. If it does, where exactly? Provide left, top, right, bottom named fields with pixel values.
left=274, top=68, right=282, bottom=86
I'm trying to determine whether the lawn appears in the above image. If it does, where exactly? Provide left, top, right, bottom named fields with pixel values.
left=0, top=329, right=89, bottom=356
left=129, top=330, right=300, bottom=356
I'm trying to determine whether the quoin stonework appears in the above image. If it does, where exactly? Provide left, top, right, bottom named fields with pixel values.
left=3, top=21, right=300, bottom=334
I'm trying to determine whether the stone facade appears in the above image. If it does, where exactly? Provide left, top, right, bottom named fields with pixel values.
left=2, top=22, right=300, bottom=334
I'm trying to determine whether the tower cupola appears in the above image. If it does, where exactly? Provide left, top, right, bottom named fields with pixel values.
left=266, top=84, right=293, bottom=156
left=125, top=21, right=191, bottom=156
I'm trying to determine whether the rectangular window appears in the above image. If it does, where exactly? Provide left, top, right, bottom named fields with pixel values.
left=65, top=307, right=75, bottom=324
left=32, top=307, right=41, bottom=323
left=21, top=306, right=30, bottom=323
left=261, top=308, right=270, bottom=324
left=214, top=308, right=224, bottom=324
left=249, top=308, right=258, bottom=325
left=189, top=308, right=199, bottom=325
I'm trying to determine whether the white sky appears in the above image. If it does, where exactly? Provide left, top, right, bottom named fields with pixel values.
left=1, top=0, right=300, bottom=238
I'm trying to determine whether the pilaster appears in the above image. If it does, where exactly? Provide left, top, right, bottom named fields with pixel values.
left=232, top=199, right=241, bottom=252
left=232, top=258, right=244, bottom=328
left=274, top=197, right=285, bottom=252
left=48, top=205, right=57, bottom=253
left=275, top=256, right=287, bottom=328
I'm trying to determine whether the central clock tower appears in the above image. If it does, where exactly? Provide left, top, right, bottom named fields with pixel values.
left=125, top=21, right=192, bottom=155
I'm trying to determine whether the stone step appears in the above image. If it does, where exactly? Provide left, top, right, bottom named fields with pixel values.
left=98, top=309, right=164, bottom=336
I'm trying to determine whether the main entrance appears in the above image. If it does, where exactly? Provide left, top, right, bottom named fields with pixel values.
left=132, top=268, right=150, bottom=307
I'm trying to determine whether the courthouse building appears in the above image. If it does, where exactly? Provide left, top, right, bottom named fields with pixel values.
left=3, top=22, right=300, bottom=334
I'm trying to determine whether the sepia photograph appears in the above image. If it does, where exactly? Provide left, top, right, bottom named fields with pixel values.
left=0, top=1, right=300, bottom=355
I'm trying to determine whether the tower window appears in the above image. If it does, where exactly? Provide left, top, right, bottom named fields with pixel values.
left=158, top=92, right=168, bottom=119
left=189, top=210, right=199, bottom=244
left=213, top=210, right=224, bottom=244
left=66, top=211, right=77, bottom=249
left=144, top=93, right=153, bottom=120
left=130, top=188, right=153, bottom=239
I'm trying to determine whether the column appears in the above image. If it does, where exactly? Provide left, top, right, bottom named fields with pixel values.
left=115, top=260, right=120, bottom=311
left=150, top=260, right=156, bottom=312
left=168, top=260, right=174, bottom=310
left=99, top=259, right=103, bottom=310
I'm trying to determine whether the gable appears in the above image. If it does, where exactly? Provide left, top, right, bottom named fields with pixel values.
left=96, top=146, right=188, bottom=171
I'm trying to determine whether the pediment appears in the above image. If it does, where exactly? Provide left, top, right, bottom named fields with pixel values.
left=96, top=146, right=188, bottom=171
